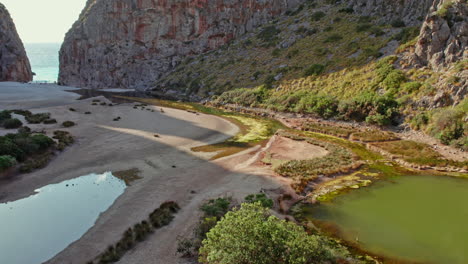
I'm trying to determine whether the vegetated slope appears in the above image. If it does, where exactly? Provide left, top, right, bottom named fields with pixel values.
left=0, top=3, right=32, bottom=82
left=156, top=0, right=467, bottom=150
left=59, top=0, right=301, bottom=89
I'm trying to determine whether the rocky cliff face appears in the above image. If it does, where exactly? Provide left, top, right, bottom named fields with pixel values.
left=59, top=0, right=300, bottom=89
left=414, top=0, right=467, bottom=70
left=0, top=3, right=32, bottom=82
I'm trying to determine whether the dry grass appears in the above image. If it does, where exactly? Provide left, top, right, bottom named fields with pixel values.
left=371, top=140, right=468, bottom=168
left=275, top=130, right=362, bottom=193
left=350, top=130, right=399, bottom=142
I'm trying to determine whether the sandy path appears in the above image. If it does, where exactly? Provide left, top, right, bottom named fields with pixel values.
left=0, top=83, right=292, bottom=264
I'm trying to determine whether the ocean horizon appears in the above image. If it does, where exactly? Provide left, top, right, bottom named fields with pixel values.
left=24, top=43, right=61, bottom=83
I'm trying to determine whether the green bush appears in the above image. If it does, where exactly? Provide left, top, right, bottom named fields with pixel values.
left=391, top=19, right=406, bottom=28
left=311, top=11, right=326, bottom=21
left=18, top=152, right=53, bottom=173
left=62, top=121, right=76, bottom=127
left=410, top=113, right=429, bottom=130
left=199, top=203, right=351, bottom=264
left=303, top=64, right=325, bottom=77
left=30, top=134, right=55, bottom=150
left=25, top=113, right=51, bottom=124
left=0, top=155, right=16, bottom=171
left=323, top=33, right=343, bottom=43
left=3, top=118, right=23, bottom=129
left=0, top=110, right=12, bottom=122
left=44, top=119, right=57, bottom=124
left=338, top=92, right=399, bottom=125
left=0, top=136, right=25, bottom=161
left=383, top=70, right=406, bottom=91
left=430, top=109, right=465, bottom=145
left=402, top=81, right=422, bottom=93
left=393, top=27, right=420, bottom=44
left=295, top=94, right=338, bottom=119
left=245, top=193, right=273, bottom=208
left=257, top=26, right=280, bottom=44
left=200, top=198, right=231, bottom=219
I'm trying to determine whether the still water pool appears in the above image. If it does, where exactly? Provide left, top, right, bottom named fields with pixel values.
left=0, top=172, right=126, bottom=264
left=304, top=175, right=468, bottom=264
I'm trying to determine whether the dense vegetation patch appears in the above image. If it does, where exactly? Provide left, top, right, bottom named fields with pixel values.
left=410, top=99, right=467, bottom=151
left=0, top=128, right=74, bottom=174
left=199, top=203, right=352, bottom=264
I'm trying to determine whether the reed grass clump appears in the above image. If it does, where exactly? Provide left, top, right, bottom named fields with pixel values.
left=93, top=201, right=180, bottom=264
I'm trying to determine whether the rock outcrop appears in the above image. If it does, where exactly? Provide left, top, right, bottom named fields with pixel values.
left=414, top=0, right=467, bottom=70
left=348, top=0, right=439, bottom=25
left=59, top=0, right=301, bottom=90
left=0, top=3, right=32, bottom=82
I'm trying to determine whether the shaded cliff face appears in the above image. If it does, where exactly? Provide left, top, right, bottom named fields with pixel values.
left=0, top=3, right=32, bottom=82
left=59, top=0, right=300, bottom=89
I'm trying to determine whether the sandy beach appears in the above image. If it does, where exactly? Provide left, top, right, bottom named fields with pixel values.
left=0, top=82, right=297, bottom=264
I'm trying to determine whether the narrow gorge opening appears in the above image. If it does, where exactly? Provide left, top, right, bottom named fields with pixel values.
left=1, top=0, right=87, bottom=83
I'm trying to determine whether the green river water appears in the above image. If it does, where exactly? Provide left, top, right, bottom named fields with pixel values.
left=304, top=175, right=468, bottom=264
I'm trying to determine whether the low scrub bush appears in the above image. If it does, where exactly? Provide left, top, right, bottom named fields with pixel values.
left=0, top=155, right=16, bottom=172
left=43, top=118, right=57, bottom=124
left=0, top=110, right=12, bottom=122
left=393, top=26, right=420, bottom=44
left=0, top=131, right=56, bottom=172
left=338, top=92, right=399, bottom=126
left=311, top=11, right=326, bottom=21
left=25, top=113, right=51, bottom=124
left=62, top=121, right=76, bottom=128
left=244, top=193, right=273, bottom=208
left=295, top=94, right=338, bottom=119
left=53, top=130, right=74, bottom=151
left=92, top=201, right=180, bottom=264
left=391, top=19, right=406, bottom=28
left=323, top=33, right=343, bottom=43
left=18, top=152, right=53, bottom=173
left=3, top=118, right=23, bottom=129
left=303, top=64, right=325, bottom=77
left=200, top=198, right=231, bottom=219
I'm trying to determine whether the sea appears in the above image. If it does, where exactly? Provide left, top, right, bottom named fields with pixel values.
left=24, top=43, right=61, bottom=83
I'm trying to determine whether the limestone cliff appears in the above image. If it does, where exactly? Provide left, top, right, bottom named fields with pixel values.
left=414, top=0, right=467, bottom=70
left=59, top=0, right=300, bottom=89
left=0, top=3, right=32, bottom=82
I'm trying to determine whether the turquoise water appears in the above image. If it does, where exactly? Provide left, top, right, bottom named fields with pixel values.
left=304, top=175, right=468, bottom=264
left=24, top=43, right=60, bottom=83
left=0, top=172, right=126, bottom=264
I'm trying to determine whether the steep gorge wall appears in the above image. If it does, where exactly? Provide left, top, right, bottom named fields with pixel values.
left=59, top=0, right=301, bottom=89
left=0, top=3, right=32, bottom=82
